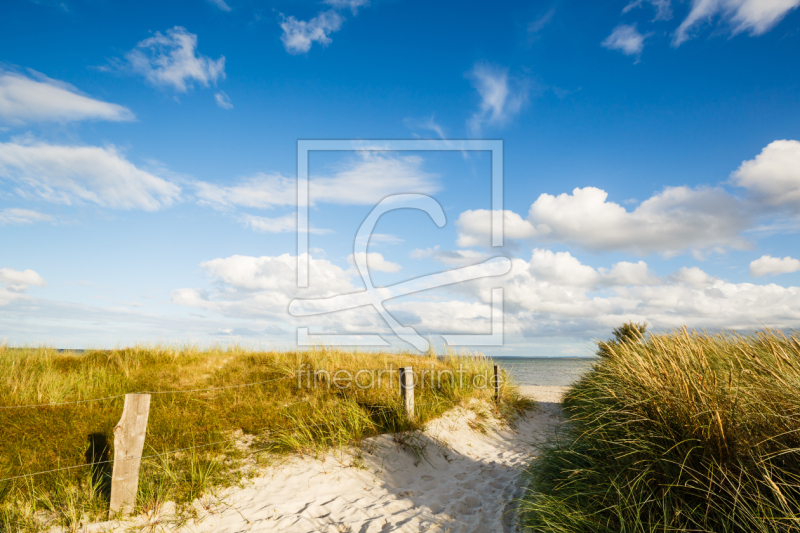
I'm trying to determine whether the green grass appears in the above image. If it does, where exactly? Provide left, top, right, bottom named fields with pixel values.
left=0, top=344, right=528, bottom=531
left=518, top=327, right=800, bottom=533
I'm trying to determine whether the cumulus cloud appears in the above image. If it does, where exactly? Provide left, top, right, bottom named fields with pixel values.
left=348, top=252, right=401, bottom=273
left=122, top=27, right=225, bottom=92
left=171, top=253, right=365, bottom=326
left=457, top=186, right=751, bottom=257
left=732, top=140, right=800, bottom=213
left=674, top=0, right=800, bottom=46
left=0, top=141, right=181, bottom=210
left=280, top=10, right=344, bottom=54
left=0, top=69, right=134, bottom=125
left=456, top=209, right=542, bottom=248
left=214, top=90, right=233, bottom=109
left=750, top=255, right=800, bottom=277
left=172, top=248, right=800, bottom=345
left=0, top=208, right=52, bottom=225
left=466, top=63, right=529, bottom=134
left=602, top=24, right=648, bottom=59
left=0, top=267, right=45, bottom=306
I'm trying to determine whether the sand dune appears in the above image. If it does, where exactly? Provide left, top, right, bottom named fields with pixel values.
left=91, top=388, right=565, bottom=533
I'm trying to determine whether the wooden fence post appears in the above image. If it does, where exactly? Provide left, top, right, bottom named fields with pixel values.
left=493, top=365, right=500, bottom=403
left=399, top=366, right=415, bottom=420
left=109, top=393, right=151, bottom=518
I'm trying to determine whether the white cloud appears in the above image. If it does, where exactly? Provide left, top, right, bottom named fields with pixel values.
left=348, top=252, right=401, bottom=273
left=240, top=213, right=331, bottom=234
left=0, top=268, right=45, bottom=291
left=172, top=247, right=800, bottom=344
left=0, top=208, right=52, bottom=225
left=623, top=0, right=673, bottom=20
left=529, top=249, right=600, bottom=288
left=194, top=173, right=295, bottom=209
left=456, top=209, right=542, bottom=248
left=324, top=0, right=369, bottom=14
left=602, top=24, right=648, bottom=58
left=750, top=255, right=800, bottom=277
left=674, top=0, right=800, bottom=46
left=732, top=140, right=800, bottom=213
left=214, top=91, right=233, bottom=109
left=124, top=27, right=225, bottom=92
left=0, top=267, right=45, bottom=306
left=195, top=153, right=437, bottom=210
left=240, top=213, right=295, bottom=233
left=280, top=10, right=344, bottom=54
left=457, top=186, right=750, bottom=256
left=0, top=141, right=181, bottom=210
left=311, top=153, right=439, bottom=204
left=208, top=0, right=231, bottom=11
left=0, top=70, right=134, bottom=125
left=528, top=7, right=556, bottom=36
left=411, top=246, right=489, bottom=266
left=466, top=63, right=529, bottom=134
left=601, top=260, right=660, bottom=286
left=370, top=233, right=403, bottom=245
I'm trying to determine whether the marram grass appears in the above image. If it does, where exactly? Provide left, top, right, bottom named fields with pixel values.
left=0, top=344, right=528, bottom=532
left=518, top=328, right=800, bottom=533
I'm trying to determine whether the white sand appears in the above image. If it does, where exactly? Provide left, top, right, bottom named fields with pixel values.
left=90, top=389, right=564, bottom=533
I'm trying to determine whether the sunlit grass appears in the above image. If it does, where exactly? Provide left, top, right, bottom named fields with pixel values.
left=518, top=327, right=800, bottom=533
left=0, top=343, right=528, bottom=531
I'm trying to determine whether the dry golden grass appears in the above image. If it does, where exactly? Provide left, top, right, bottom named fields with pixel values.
left=0, top=344, right=527, bottom=531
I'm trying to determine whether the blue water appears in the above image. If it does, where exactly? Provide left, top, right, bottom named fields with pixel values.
left=494, top=357, right=595, bottom=387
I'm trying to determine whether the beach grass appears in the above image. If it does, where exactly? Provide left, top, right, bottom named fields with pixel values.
left=518, top=326, right=800, bottom=532
left=0, top=344, right=528, bottom=531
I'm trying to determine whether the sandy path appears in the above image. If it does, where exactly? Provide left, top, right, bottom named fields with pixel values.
left=91, top=388, right=565, bottom=533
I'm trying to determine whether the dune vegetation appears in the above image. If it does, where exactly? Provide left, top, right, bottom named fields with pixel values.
left=0, top=344, right=527, bottom=532
left=519, top=324, right=800, bottom=532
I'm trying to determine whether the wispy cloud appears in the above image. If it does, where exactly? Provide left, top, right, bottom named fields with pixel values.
left=466, top=63, right=529, bottom=134
left=323, top=0, right=369, bottom=15
left=0, top=69, right=134, bottom=125
left=602, top=24, right=648, bottom=60
left=528, top=7, right=555, bottom=39
left=207, top=0, right=231, bottom=12
left=673, top=0, right=800, bottom=46
left=214, top=90, right=233, bottom=109
left=623, top=0, right=673, bottom=21
left=0, top=208, right=52, bottom=225
left=194, top=153, right=438, bottom=209
left=0, top=141, right=181, bottom=210
left=118, top=27, right=225, bottom=92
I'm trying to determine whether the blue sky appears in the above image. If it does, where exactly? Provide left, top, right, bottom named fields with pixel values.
left=2, top=0, right=800, bottom=356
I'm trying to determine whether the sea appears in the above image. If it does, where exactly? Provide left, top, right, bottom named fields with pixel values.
left=493, top=357, right=595, bottom=387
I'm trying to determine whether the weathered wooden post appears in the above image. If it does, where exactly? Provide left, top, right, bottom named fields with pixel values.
left=109, top=394, right=151, bottom=517
left=493, top=365, right=500, bottom=404
left=399, top=366, right=415, bottom=420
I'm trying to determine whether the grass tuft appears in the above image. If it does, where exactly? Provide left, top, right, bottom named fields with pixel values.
left=519, top=327, right=800, bottom=533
